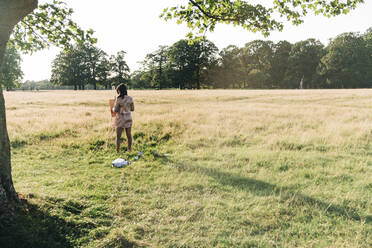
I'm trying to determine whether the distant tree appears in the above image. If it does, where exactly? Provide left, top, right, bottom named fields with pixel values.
left=286, top=39, right=325, bottom=88
left=81, top=43, right=108, bottom=90
left=364, top=27, right=372, bottom=51
left=194, top=40, right=219, bottom=89
left=51, top=45, right=87, bottom=90
left=363, top=28, right=372, bottom=86
left=238, top=40, right=273, bottom=88
left=210, top=45, right=241, bottom=88
left=139, top=71, right=156, bottom=89
left=0, top=46, right=23, bottom=91
left=97, top=55, right=111, bottom=89
left=141, top=46, right=169, bottom=89
left=110, top=51, right=130, bottom=87
left=270, top=41, right=292, bottom=88
left=51, top=43, right=114, bottom=90
left=130, top=70, right=153, bottom=89
left=168, top=39, right=218, bottom=89
left=321, top=32, right=369, bottom=88
left=168, top=40, right=197, bottom=89
left=237, top=44, right=254, bottom=88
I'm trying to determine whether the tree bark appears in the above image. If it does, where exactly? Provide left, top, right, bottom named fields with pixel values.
left=0, top=0, right=38, bottom=218
left=196, top=66, right=201, bottom=89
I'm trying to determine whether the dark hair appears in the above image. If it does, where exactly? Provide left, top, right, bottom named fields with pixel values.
left=116, top=83, right=127, bottom=99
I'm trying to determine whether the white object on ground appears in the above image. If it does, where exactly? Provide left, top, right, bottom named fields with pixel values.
left=112, top=158, right=130, bottom=168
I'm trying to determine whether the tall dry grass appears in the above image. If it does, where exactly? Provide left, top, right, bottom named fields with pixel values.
left=5, top=89, right=372, bottom=148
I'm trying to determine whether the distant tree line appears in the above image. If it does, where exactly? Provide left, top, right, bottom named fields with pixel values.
left=18, top=79, right=114, bottom=91
left=19, top=80, right=75, bottom=91
left=133, top=28, right=372, bottom=89
left=2, top=28, right=372, bottom=90
left=131, top=40, right=218, bottom=89
left=50, top=42, right=130, bottom=90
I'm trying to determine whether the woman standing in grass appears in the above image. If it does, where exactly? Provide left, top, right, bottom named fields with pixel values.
left=113, top=83, right=134, bottom=152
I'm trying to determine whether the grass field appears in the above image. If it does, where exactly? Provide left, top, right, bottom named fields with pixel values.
left=1, top=89, right=371, bottom=247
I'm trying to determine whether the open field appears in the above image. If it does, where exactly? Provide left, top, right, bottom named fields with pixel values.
left=1, top=89, right=371, bottom=247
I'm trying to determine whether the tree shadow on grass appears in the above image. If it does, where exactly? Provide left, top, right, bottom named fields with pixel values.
left=0, top=195, right=141, bottom=248
left=168, top=159, right=371, bottom=224
left=0, top=196, right=82, bottom=248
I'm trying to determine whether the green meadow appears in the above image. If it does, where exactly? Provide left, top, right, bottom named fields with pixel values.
left=1, top=89, right=371, bottom=247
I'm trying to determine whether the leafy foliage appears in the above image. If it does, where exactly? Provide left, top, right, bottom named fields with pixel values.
left=208, top=45, right=242, bottom=88
left=80, top=43, right=108, bottom=90
left=321, top=32, right=370, bottom=88
left=169, top=39, right=218, bottom=89
left=134, top=39, right=218, bottom=89
left=109, top=51, right=131, bottom=86
left=9, top=0, right=96, bottom=53
left=140, top=46, right=169, bottom=89
left=270, top=40, right=292, bottom=88
left=286, top=39, right=326, bottom=88
left=51, top=44, right=84, bottom=90
left=0, top=46, right=23, bottom=90
left=51, top=44, right=130, bottom=90
left=132, top=28, right=372, bottom=89
left=162, top=0, right=365, bottom=38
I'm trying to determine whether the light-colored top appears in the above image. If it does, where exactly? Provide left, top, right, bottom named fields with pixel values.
left=113, top=95, right=134, bottom=128
left=113, top=95, right=134, bottom=114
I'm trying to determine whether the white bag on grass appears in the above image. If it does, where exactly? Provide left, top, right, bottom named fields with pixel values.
left=112, top=158, right=130, bottom=168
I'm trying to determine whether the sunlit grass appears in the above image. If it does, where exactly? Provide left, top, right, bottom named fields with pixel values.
left=1, top=89, right=371, bottom=247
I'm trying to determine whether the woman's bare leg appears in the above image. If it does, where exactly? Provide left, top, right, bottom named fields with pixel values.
left=125, top=127, right=132, bottom=152
left=116, top=127, right=124, bottom=152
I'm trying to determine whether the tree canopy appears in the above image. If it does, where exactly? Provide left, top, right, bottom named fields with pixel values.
left=321, top=32, right=370, bottom=88
left=0, top=46, right=23, bottom=91
left=51, top=44, right=130, bottom=90
left=9, top=0, right=96, bottom=53
left=133, top=39, right=218, bottom=89
left=162, top=0, right=365, bottom=39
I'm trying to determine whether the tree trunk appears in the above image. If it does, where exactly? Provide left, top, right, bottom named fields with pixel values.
left=0, top=0, right=38, bottom=218
left=196, top=66, right=201, bottom=89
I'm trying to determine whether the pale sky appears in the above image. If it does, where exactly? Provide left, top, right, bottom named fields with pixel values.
left=21, top=0, right=372, bottom=81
